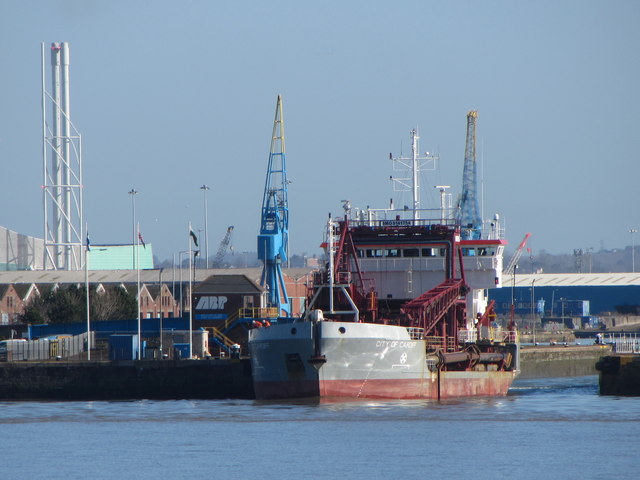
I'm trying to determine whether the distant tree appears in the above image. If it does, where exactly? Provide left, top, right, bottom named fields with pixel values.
left=20, top=301, right=47, bottom=325
left=47, top=285, right=85, bottom=324
left=17, top=285, right=139, bottom=325
left=90, top=286, right=137, bottom=321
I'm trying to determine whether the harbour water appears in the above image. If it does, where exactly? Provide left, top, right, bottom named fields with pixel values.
left=1, top=375, right=638, bottom=479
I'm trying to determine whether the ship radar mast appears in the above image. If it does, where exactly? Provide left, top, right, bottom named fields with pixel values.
left=390, top=129, right=438, bottom=221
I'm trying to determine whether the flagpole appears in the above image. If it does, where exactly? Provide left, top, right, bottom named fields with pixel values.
left=85, top=223, right=90, bottom=361
left=137, top=221, right=142, bottom=360
left=188, top=222, right=193, bottom=359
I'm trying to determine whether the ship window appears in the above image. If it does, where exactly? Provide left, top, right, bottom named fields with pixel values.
left=356, top=249, right=364, bottom=258
left=422, top=248, right=434, bottom=257
left=462, top=248, right=475, bottom=256
left=374, top=249, right=384, bottom=257
left=386, top=249, right=400, bottom=257
left=403, top=248, right=419, bottom=257
left=440, top=248, right=447, bottom=257
left=366, top=249, right=374, bottom=258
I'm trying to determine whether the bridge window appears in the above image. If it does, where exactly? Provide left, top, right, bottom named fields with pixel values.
left=422, top=248, right=435, bottom=257
left=386, top=249, right=401, bottom=257
left=403, top=248, right=419, bottom=257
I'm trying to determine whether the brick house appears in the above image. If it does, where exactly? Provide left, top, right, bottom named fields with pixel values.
left=0, top=285, right=25, bottom=325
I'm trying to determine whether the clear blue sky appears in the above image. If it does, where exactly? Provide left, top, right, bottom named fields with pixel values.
left=1, top=0, right=638, bottom=262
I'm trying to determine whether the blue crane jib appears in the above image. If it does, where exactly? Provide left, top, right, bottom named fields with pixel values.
left=459, top=110, right=482, bottom=240
left=257, top=95, right=291, bottom=316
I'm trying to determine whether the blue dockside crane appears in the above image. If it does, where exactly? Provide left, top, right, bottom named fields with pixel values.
left=257, top=95, right=291, bottom=316
left=458, top=110, right=482, bottom=240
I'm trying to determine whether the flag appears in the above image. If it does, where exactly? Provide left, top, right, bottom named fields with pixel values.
left=189, top=226, right=199, bottom=247
left=138, top=231, right=146, bottom=249
left=86, top=232, right=91, bottom=251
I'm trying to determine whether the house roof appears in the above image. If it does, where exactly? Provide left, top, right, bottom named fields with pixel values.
left=193, top=274, right=263, bottom=294
left=0, top=267, right=316, bottom=286
left=13, top=284, right=32, bottom=299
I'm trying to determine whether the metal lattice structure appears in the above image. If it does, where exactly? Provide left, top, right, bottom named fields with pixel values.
left=458, top=110, right=482, bottom=240
left=41, top=42, right=84, bottom=270
left=212, top=226, right=234, bottom=268
left=390, top=129, right=438, bottom=221
left=257, top=95, right=290, bottom=315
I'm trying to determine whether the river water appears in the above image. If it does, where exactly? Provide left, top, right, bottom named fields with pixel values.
left=0, top=375, right=637, bottom=479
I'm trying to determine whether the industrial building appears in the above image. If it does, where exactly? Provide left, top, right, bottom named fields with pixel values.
left=489, top=272, right=640, bottom=320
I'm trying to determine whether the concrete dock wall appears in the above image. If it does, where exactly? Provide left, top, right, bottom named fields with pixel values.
left=519, top=345, right=611, bottom=379
left=0, top=345, right=613, bottom=400
left=0, top=359, right=254, bottom=400
left=596, top=354, right=640, bottom=396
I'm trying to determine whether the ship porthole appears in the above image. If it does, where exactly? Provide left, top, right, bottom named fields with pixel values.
left=291, top=328, right=297, bottom=335
left=339, top=327, right=346, bottom=334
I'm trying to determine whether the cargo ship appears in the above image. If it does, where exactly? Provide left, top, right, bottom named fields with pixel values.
left=249, top=125, right=519, bottom=400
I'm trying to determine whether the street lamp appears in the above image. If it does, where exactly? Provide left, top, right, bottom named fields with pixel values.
left=510, top=264, right=518, bottom=327
left=630, top=228, right=637, bottom=273
left=200, top=185, right=210, bottom=269
left=128, top=189, right=138, bottom=268
left=178, top=250, right=191, bottom=317
left=158, top=267, right=164, bottom=359
left=531, top=279, right=536, bottom=344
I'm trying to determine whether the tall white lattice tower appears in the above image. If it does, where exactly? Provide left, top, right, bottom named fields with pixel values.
left=41, top=42, right=84, bottom=270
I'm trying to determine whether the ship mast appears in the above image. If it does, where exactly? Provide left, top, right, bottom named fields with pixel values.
left=390, top=129, right=438, bottom=221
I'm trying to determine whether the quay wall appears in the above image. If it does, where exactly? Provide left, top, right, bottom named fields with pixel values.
left=0, top=346, right=612, bottom=400
left=519, top=345, right=611, bottom=379
left=596, top=354, right=640, bottom=396
left=0, top=359, right=254, bottom=400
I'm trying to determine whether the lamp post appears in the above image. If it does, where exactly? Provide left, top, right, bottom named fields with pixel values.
left=200, top=185, right=210, bottom=269
left=531, top=279, right=536, bottom=344
left=510, top=264, right=518, bottom=326
left=630, top=228, right=637, bottom=273
left=128, top=189, right=138, bottom=268
left=158, top=267, right=164, bottom=359
left=85, top=229, right=90, bottom=361
left=178, top=250, right=190, bottom=317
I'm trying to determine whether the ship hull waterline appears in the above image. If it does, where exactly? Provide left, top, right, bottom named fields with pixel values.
left=249, top=321, right=518, bottom=401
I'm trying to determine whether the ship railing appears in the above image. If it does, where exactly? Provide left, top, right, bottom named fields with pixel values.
left=406, top=327, right=424, bottom=340
left=336, top=271, right=352, bottom=284
left=459, top=328, right=518, bottom=344
left=503, top=330, right=518, bottom=344
left=458, top=329, right=477, bottom=344
left=424, top=336, right=457, bottom=353
left=239, top=307, right=280, bottom=319
left=609, top=333, right=640, bottom=354
left=349, top=217, right=458, bottom=229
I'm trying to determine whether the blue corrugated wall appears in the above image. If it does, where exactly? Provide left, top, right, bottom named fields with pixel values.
left=488, top=285, right=640, bottom=316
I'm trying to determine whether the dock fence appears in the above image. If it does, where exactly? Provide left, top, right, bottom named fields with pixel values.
left=0, top=332, right=91, bottom=361
left=608, top=333, right=640, bottom=354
